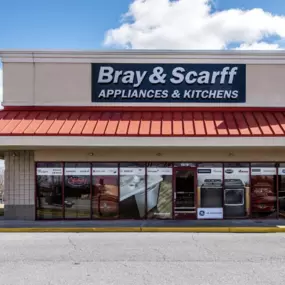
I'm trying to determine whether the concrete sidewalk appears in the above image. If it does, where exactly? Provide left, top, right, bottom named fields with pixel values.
left=1, top=219, right=285, bottom=232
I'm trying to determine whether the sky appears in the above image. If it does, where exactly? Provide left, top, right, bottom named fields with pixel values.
left=1, top=0, right=285, bottom=101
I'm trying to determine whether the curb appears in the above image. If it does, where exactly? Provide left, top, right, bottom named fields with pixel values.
left=0, top=227, right=285, bottom=233
left=0, top=227, right=142, bottom=233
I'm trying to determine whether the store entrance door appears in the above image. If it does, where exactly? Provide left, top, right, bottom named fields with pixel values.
left=174, top=168, right=197, bottom=219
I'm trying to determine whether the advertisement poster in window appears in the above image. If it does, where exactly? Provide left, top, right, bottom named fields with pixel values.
left=64, top=163, right=91, bottom=219
left=197, top=164, right=223, bottom=218
left=278, top=166, right=285, bottom=219
left=147, top=163, right=172, bottom=219
left=119, top=163, right=146, bottom=219
left=224, top=167, right=249, bottom=218
left=36, top=163, right=63, bottom=220
left=92, top=163, right=119, bottom=219
left=251, top=167, right=277, bottom=218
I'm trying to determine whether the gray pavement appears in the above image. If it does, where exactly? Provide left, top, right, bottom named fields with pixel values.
left=0, top=233, right=285, bottom=285
left=1, top=218, right=285, bottom=227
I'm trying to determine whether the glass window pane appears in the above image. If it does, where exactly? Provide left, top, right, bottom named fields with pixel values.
left=197, top=163, right=223, bottom=209
left=119, top=163, right=146, bottom=219
left=147, top=163, right=172, bottom=219
left=36, top=163, right=63, bottom=219
left=278, top=165, right=285, bottom=218
left=92, top=163, right=119, bottom=219
left=251, top=165, right=277, bottom=218
left=224, top=163, right=250, bottom=218
left=64, top=163, right=91, bottom=219
left=174, top=169, right=196, bottom=219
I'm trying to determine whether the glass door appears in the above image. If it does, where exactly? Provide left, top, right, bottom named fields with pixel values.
left=174, top=168, right=197, bottom=219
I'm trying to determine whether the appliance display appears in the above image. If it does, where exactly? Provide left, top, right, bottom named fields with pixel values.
left=200, top=179, right=223, bottom=208
left=278, top=169, right=285, bottom=218
left=251, top=167, right=277, bottom=218
left=224, top=179, right=246, bottom=217
left=197, top=166, right=223, bottom=214
left=120, top=174, right=163, bottom=218
left=174, top=170, right=196, bottom=219
left=251, top=178, right=276, bottom=216
left=147, top=167, right=173, bottom=219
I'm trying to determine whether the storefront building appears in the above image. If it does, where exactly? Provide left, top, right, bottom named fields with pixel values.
left=1, top=50, right=285, bottom=220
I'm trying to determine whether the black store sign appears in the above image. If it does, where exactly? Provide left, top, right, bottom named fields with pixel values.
left=91, top=63, right=246, bottom=103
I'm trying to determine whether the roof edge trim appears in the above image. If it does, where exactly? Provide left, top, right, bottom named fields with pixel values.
left=2, top=106, right=285, bottom=112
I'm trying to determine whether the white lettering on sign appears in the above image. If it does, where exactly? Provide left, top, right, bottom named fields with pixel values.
left=120, top=168, right=145, bottom=175
left=147, top=168, right=172, bottom=175
left=251, top=168, right=276, bottom=176
left=97, top=66, right=239, bottom=88
left=37, top=168, right=63, bottom=176
left=92, top=168, right=118, bottom=176
left=64, top=168, right=91, bottom=176
left=97, top=66, right=147, bottom=88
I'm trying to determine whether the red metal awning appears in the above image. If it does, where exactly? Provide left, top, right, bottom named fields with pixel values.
left=0, top=109, right=284, bottom=137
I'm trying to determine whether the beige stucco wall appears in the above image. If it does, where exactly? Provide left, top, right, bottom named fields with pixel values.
left=4, top=150, right=35, bottom=206
left=34, top=147, right=285, bottom=162
left=3, top=60, right=285, bottom=108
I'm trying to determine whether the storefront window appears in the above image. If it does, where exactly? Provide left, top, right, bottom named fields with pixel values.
left=278, top=163, right=285, bottom=218
left=64, top=163, right=91, bottom=219
left=251, top=163, right=277, bottom=219
left=197, top=163, right=223, bottom=219
left=92, top=163, right=119, bottom=219
left=147, top=163, right=173, bottom=219
left=224, top=163, right=250, bottom=218
left=174, top=168, right=196, bottom=219
left=36, top=163, right=63, bottom=219
left=119, top=163, right=146, bottom=219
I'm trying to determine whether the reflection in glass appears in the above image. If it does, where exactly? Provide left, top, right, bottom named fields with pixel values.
left=92, top=163, right=119, bottom=219
left=147, top=164, right=172, bottom=219
left=36, top=163, right=63, bottom=219
left=64, top=163, right=91, bottom=219
left=119, top=163, right=145, bottom=219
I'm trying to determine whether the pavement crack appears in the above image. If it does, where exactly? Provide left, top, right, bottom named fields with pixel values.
left=68, top=236, right=77, bottom=251
left=153, top=247, right=167, bottom=261
left=67, top=235, right=82, bottom=263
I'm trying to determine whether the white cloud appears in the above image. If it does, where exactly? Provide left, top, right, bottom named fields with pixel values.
left=236, top=42, right=281, bottom=50
left=104, top=0, right=285, bottom=50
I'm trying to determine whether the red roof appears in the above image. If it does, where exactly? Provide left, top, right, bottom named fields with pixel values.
left=0, top=110, right=285, bottom=136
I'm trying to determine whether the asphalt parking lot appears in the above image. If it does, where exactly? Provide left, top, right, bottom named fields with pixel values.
left=0, top=232, right=284, bottom=285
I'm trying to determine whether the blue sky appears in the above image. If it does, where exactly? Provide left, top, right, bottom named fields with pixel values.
left=0, top=0, right=131, bottom=49
left=0, top=0, right=285, bottom=50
